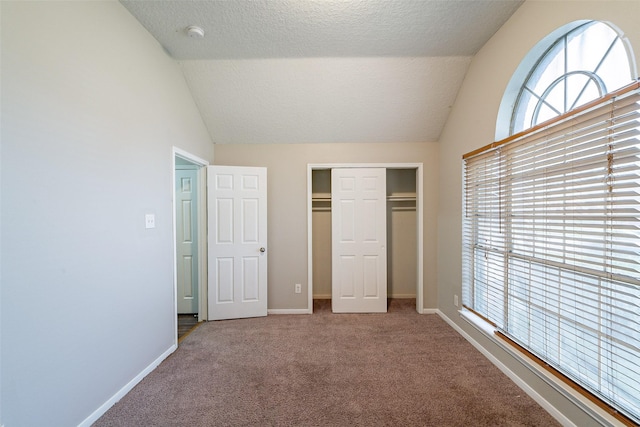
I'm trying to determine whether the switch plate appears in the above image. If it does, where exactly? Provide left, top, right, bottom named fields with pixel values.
left=295, top=283, right=302, bottom=294
left=145, top=214, right=155, bottom=229
left=454, top=294, right=459, bottom=307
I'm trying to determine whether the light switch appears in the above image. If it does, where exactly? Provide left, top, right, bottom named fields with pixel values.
left=145, top=214, right=155, bottom=229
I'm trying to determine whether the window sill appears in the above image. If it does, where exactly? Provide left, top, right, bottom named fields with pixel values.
left=458, top=308, right=628, bottom=427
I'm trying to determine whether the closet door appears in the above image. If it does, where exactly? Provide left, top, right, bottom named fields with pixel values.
left=331, top=168, right=387, bottom=313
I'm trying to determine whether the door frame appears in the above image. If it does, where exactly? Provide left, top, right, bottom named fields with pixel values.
left=307, top=163, right=424, bottom=314
left=172, top=147, right=209, bottom=342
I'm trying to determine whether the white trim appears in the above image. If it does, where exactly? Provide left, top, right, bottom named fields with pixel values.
left=421, top=308, right=438, bottom=314
left=495, top=20, right=590, bottom=141
left=175, top=164, right=200, bottom=171
left=197, top=166, right=208, bottom=322
left=307, top=163, right=424, bottom=314
left=173, top=147, right=209, bottom=167
left=78, top=345, right=177, bottom=427
left=268, top=308, right=312, bottom=315
left=306, top=165, right=314, bottom=314
left=309, top=163, right=423, bottom=169
left=495, top=20, right=638, bottom=141
left=415, top=164, right=424, bottom=314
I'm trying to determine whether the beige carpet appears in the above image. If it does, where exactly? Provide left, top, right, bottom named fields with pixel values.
left=94, top=300, right=560, bottom=426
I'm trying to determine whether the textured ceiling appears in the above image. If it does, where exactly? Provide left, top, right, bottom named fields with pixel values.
left=181, top=57, right=472, bottom=144
left=120, top=0, right=523, bottom=144
left=121, top=0, right=523, bottom=60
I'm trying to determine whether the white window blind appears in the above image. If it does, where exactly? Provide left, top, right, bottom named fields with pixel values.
left=463, top=82, right=640, bottom=424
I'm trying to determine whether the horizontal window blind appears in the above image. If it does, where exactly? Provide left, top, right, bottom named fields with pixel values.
left=462, top=81, right=640, bottom=424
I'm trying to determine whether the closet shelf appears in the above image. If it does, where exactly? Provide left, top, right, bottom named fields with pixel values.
left=387, top=194, right=417, bottom=202
left=313, top=194, right=416, bottom=203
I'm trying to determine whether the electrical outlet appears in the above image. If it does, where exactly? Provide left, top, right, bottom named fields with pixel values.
left=145, top=214, right=155, bottom=229
left=295, top=283, right=302, bottom=294
left=454, top=294, right=459, bottom=307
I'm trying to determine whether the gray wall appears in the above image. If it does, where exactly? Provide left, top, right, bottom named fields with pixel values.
left=0, top=2, right=212, bottom=426
left=436, top=1, right=640, bottom=425
left=214, top=142, right=439, bottom=310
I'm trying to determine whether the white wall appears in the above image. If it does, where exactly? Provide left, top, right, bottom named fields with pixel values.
left=437, top=1, right=640, bottom=425
left=0, top=2, right=212, bottom=426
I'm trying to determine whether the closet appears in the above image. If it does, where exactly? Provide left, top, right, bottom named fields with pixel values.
left=310, top=166, right=419, bottom=312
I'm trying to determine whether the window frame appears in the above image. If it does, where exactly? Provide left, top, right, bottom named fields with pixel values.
left=463, top=80, right=640, bottom=426
left=496, top=20, right=637, bottom=141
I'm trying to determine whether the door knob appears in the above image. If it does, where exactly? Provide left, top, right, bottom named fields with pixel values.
left=260, top=247, right=266, bottom=253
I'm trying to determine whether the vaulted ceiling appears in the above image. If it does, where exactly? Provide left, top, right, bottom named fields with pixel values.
left=121, top=0, right=523, bottom=144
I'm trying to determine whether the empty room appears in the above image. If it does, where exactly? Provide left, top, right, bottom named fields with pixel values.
left=1, top=1, right=639, bottom=426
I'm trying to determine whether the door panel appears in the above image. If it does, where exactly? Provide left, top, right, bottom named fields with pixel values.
left=242, top=199, right=259, bottom=242
left=242, top=257, right=260, bottom=300
left=208, top=166, right=267, bottom=320
left=363, top=256, right=380, bottom=297
left=332, top=168, right=387, bottom=313
left=176, top=168, right=199, bottom=314
left=216, top=258, right=234, bottom=302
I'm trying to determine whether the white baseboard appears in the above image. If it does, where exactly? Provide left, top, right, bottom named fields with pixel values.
left=268, top=308, right=312, bottom=315
left=275, top=303, right=433, bottom=314
left=436, top=310, right=575, bottom=427
left=78, top=344, right=177, bottom=427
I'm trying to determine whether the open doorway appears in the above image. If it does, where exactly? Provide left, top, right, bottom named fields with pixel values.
left=173, top=148, right=208, bottom=342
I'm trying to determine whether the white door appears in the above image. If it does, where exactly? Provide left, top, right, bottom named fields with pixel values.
left=332, top=168, right=387, bottom=313
left=176, top=168, right=199, bottom=314
left=207, top=166, right=267, bottom=320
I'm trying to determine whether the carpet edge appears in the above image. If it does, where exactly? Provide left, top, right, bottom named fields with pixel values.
left=78, top=344, right=177, bottom=427
left=435, top=310, right=576, bottom=427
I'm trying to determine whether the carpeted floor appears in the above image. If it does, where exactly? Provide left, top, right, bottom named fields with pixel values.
left=94, top=300, right=560, bottom=426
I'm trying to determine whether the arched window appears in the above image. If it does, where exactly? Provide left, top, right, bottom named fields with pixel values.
left=507, top=21, right=635, bottom=136
left=466, top=20, right=640, bottom=425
